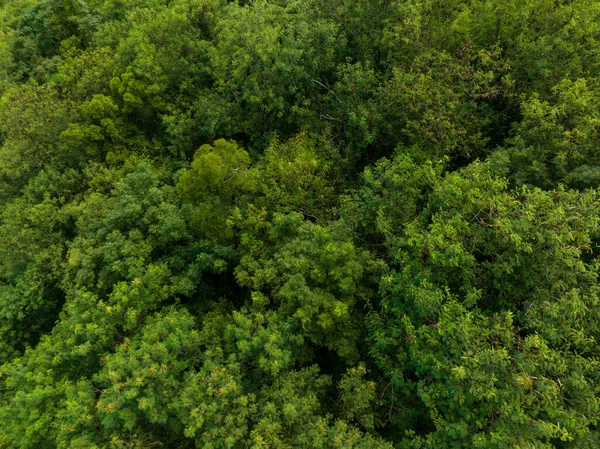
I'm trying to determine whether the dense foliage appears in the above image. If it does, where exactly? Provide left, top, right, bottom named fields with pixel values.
left=0, top=0, right=599, bottom=448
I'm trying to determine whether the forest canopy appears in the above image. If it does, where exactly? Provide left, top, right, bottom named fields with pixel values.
left=0, top=0, right=599, bottom=448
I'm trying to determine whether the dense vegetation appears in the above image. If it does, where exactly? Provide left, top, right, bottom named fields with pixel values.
left=0, top=0, right=599, bottom=447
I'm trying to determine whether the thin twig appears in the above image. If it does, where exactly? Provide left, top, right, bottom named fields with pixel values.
left=312, top=78, right=347, bottom=105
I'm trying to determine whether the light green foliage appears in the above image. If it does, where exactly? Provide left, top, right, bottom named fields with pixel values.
left=178, top=139, right=253, bottom=203
left=315, top=0, right=392, bottom=65
left=381, top=0, right=467, bottom=66
left=493, top=78, right=600, bottom=188
left=66, top=163, right=190, bottom=296
left=381, top=48, right=511, bottom=161
left=110, top=66, right=155, bottom=114
left=341, top=152, right=444, bottom=248
left=0, top=162, right=231, bottom=448
left=327, top=62, right=382, bottom=153
left=383, top=0, right=600, bottom=95
left=0, top=186, right=67, bottom=361
left=52, top=46, right=116, bottom=101
left=9, top=0, right=97, bottom=81
left=109, top=1, right=216, bottom=96
left=1, top=0, right=600, bottom=448
left=174, top=348, right=252, bottom=448
left=449, top=0, right=600, bottom=95
left=404, top=302, right=590, bottom=448
left=96, top=308, right=201, bottom=443
left=177, top=138, right=254, bottom=240
left=338, top=363, right=378, bottom=431
left=0, top=82, right=76, bottom=195
left=172, top=307, right=392, bottom=449
left=369, top=162, right=600, bottom=447
left=255, top=132, right=344, bottom=222
left=205, top=0, right=341, bottom=138
left=60, top=93, right=120, bottom=157
left=235, top=211, right=371, bottom=361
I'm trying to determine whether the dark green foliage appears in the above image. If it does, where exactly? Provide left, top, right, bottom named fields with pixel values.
left=11, top=0, right=97, bottom=80
left=205, top=0, right=341, bottom=139
left=368, top=162, right=600, bottom=447
left=254, top=132, right=344, bottom=221
left=1, top=0, right=600, bottom=448
left=492, top=78, right=600, bottom=189
left=235, top=211, right=371, bottom=361
left=0, top=82, right=77, bottom=196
